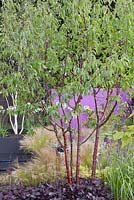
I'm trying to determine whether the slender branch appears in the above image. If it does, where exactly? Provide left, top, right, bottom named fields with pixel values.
left=43, top=113, right=64, bottom=148
left=80, top=127, right=96, bottom=145
left=53, top=124, right=64, bottom=148
left=100, top=88, right=110, bottom=121
left=5, top=96, right=15, bottom=134
left=43, top=125, right=54, bottom=132
left=5, top=96, right=9, bottom=107
left=10, top=93, right=15, bottom=106
left=83, top=14, right=87, bottom=32
left=38, top=115, right=64, bottom=147
left=99, top=101, right=118, bottom=128
left=32, top=113, right=54, bottom=132
left=48, top=92, right=66, bottom=130
left=15, top=92, right=18, bottom=103
left=59, top=94, right=66, bottom=116
left=40, top=88, right=64, bottom=147
left=81, top=88, right=119, bottom=145
left=42, top=91, right=66, bottom=131
left=74, top=95, right=77, bottom=105
left=95, top=88, right=101, bottom=95
left=68, top=116, right=73, bottom=127
left=44, top=40, right=49, bottom=66
left=100, top=87, right=120, bottom=127
left=93, top=88, right=99, bottom=122
left=68, top=103, right=74, bottom=110
left=76, top=94, right=83, bottom=105
left=50, top=118, right=65, bottom=130
left=73, top=94, right=83, bottom=110
left=19, top=115, right=25, bottom=135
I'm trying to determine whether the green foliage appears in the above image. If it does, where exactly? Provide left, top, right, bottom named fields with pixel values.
left=105, top=154, right=134, bottom=200
left=1, top=0, right=134, bottom=121
left=0, top=109, right=9, bottom=137
left=125, top=112, right=134, bottom=126
left=1, top=0, right=134, bottom=93
left=113, top=125, right=134, bottom=148
left=24, top=114, right=39, bottom=136
left=83, top=107, right=97, bottom=128
left=0, top=125, right=8, bottom=137
left=24, top=121, right=35, bottom=136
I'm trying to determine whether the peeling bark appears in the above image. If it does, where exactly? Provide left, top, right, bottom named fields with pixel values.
left=91, top=124, right=100, bottom=180
left=63, top=132, right=72, bottom=185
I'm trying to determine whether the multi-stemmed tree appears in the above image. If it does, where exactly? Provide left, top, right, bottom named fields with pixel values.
left=0, top=0, right=134, bottom=184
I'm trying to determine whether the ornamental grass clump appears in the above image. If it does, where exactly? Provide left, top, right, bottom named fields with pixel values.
left=20, top=126, right=57, bottom=152
left=11, top=127, right=65, bottom=186
left=105, top=154, right=134, bottom=200
left=102, top=132, right=134, bottom=200
left=12, top=148, right=65, bottom=186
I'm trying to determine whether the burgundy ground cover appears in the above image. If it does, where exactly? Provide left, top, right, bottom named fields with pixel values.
left=0, top=178, right=113, bottom=200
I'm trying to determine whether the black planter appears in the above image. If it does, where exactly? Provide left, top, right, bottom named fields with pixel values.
left=0, top=136, right=32, bottom=172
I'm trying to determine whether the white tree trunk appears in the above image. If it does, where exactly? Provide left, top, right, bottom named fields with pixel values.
left=19, top=115, right=25, bottom=135
left=5, top=92, right=25, bottom=135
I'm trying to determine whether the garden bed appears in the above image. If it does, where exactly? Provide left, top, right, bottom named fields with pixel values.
left=0, top=178, right=113, bottom=200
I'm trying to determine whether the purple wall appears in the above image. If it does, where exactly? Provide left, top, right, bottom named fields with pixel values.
left=53, top=89, right=131, bottom=130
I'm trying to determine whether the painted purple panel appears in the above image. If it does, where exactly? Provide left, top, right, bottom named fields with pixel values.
left=53, top=89, right=131, bottom=130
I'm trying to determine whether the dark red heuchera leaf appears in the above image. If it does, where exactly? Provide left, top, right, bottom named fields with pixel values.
left=0, top=178, right=113, bottom=200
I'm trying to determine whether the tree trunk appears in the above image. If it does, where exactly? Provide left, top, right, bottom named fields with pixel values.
left=69, top=130, right=73, bottom=180
left=91, top=124, right=100, bottom=180
left=76, top=115, right=81, bottom=185
left=14, top=114, right=18, bottom=135
left=63, top=133, right=72, bottom=185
